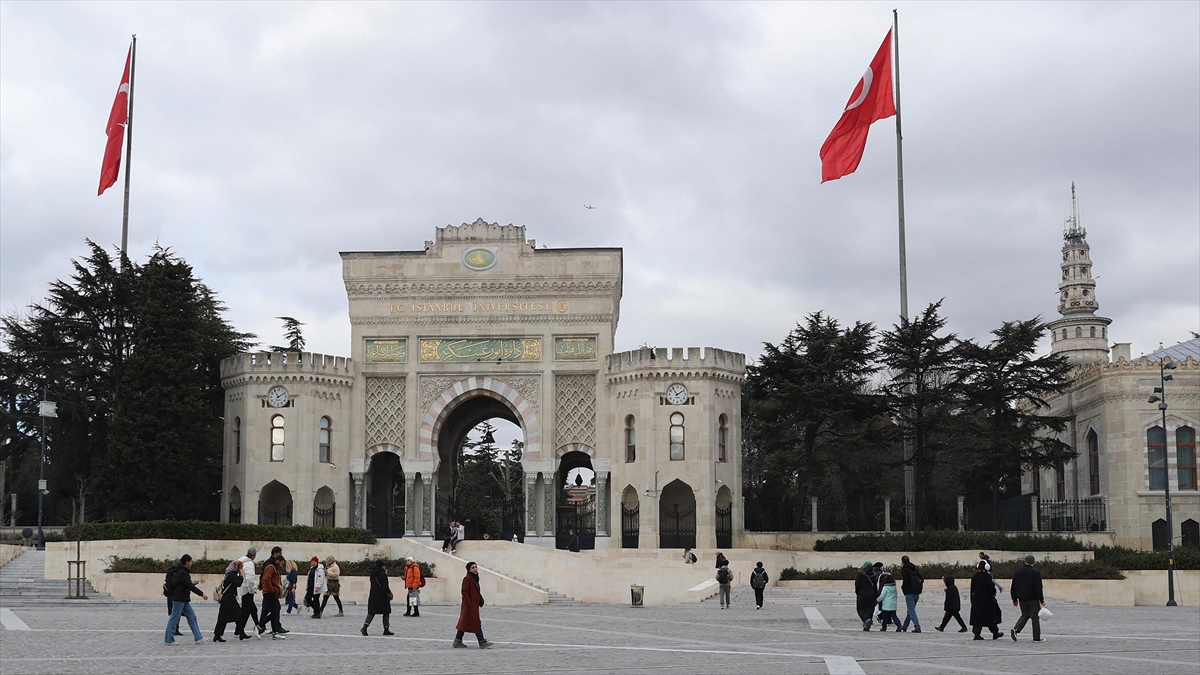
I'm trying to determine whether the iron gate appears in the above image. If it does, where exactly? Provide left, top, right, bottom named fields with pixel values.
left=715, top=504, right=732, bottom=548
left=659, top=502, right=696, bottom=549
left=258, top=503, right=292, bottom=526
left=502, top=495, right=525, bottom=543
left=556, top=498, right=596, bottom=550
left=621, top=505, right=640, bottom=548
left=313, top=504, right=335, bottom=529
left=228, top=505, right=242, bottom=524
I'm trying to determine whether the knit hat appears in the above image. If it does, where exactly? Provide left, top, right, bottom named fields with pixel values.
left=311, top=556, right=319, bottom=563
left=1024, top=554, right=1036, bottom=564
left=247, top=547, right=257, bottom=556
left=862, top=561, right=873, bottom=569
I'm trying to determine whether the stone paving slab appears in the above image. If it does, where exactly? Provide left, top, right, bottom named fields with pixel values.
left=1, top=597, right=1197, bottom=674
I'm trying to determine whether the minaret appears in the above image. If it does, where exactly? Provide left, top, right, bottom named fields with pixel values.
left=1047, top=183, right=1112, bottom=368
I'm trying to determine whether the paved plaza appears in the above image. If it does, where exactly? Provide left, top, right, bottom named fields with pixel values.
left=1, top=590, right=1197, bottom=675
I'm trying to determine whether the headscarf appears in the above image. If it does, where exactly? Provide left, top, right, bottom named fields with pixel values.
left=861, top=561, right=873, bottom=570
left=465, top=561, right=480, bottom=585
left=225, top=560, right=241, bottom=573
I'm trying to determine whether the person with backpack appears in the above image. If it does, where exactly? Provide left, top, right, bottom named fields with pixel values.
left=716, top=563, right=733, bottom=609
left=875, top=566, right=903, bottom=631
left=715, top=552, right=729, bottom=569
left=934, top=576, right=967, bottom=633
left=749, top=562, right=769, bottom=610
left=164, top=554, right=208, bottom=645
left=855, top=562, right=877, bottom=631
left=403, top=556, right=425, bottom=617
left=682, top=548, right=697, bottom=564
left=164, top=559, right=183, bottom=637
left=899, top=555, right=923, bottom=633
left=212, top=560, right=244, bottom=642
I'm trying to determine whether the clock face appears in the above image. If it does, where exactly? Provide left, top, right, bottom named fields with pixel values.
left=267, top=386, right=289, bottom=408
left=666, top=384, right=688, bottom=405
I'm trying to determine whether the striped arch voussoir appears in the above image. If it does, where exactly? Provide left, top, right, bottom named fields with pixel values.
left=419, top=376, right=541, bottom=459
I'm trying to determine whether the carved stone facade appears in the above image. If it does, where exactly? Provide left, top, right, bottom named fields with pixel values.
left=220, top=220, right=745, bottom=549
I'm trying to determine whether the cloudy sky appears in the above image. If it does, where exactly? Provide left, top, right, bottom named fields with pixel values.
left=3, top=1, right=1198, bottom=370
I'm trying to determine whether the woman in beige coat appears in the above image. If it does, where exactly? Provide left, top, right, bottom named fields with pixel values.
left=321, top=555, right=344, bottom=617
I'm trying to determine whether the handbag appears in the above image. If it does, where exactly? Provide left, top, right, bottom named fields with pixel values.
left=1038, top=606, right=1052, bottom=621
left=372, top=574, right=393, bottom=601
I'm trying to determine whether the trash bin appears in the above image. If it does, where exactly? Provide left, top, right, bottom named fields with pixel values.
left=630, top=584, right=644, bottom=607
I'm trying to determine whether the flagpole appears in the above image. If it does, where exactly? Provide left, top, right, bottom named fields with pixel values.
left=892, top=9, right=917, bottom=530
left=120, top=34, right=136, bottom=267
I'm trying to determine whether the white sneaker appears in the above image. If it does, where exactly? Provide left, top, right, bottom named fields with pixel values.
left=272, top=633, right=286, bottom=640
left=194, top=637, right=207, bottom=645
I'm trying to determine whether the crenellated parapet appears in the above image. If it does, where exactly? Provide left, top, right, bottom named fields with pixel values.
left=605, top=346, right=746, bottom=384
left=220, top=351, right=355, bottom=389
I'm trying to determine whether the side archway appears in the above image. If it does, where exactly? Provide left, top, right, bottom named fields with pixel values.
left=313, top=486, right=335, bottom=528
left=621, top=485, right=640, bottom=549
left=259, top=480, right=293, bottom=525
left=659, top=479, right=696, bottom=549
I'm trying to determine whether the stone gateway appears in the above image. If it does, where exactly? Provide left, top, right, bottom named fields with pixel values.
left=219, top=219, right=746, bottom=549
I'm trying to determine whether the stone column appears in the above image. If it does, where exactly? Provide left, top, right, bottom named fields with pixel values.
left=884, top=497, right=892, bottom=533
left=957, top=496, right=965, bottom=532
left=422, top=481, right=433, bottom=536
left=404, top=475, right=416, bottom=536
left=596, top=471, right=610, bottom=537
left=525, top=474, right=538, bottom=537
left=543, top=474, right=555, bottom=537
left=1030, top=495, right=1040, bottom=532
left=810, top=497, right=818, bottom=533
left=350, top=473, right=364, bottom=529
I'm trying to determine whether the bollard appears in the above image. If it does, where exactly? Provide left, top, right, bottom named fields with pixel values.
left=630, top=584, right=644, bottom=607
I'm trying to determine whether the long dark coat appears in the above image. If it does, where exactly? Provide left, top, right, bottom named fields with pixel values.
left=216, top=570, right=243, bottom=623
left=942, top=577, right=962, bottom=613
left=367, top=566, right=392, bottom=615
left=969, top=571, right=1001, bottom=627
left=457, top=574, right=482, bottom=633
left=854, top=569, right=877, bottom=621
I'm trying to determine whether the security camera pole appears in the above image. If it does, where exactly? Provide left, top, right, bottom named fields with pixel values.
left=1148, top=358, right=1178, bottom=606
left=37, top=393, right=57, bottom=550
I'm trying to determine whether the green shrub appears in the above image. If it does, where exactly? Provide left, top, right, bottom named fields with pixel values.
left=814, top=530, right=1087, bottom=552
left=1092, top=545, right=1199, bottom=571
left=0, top=531, right=64, bottom=543
left=63, top=520, right=375, bottom=544
left=104, top=556, right=435, bottom=578
left=779, top=558, right=1124, bottom=581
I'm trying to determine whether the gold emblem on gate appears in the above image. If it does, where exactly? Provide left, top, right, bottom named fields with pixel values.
left=556, top=300, right=569, bottom=313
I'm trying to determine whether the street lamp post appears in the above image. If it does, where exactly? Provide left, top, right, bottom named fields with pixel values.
left=1148, top=358, right=1178, bottom=607
left=36, top=396, right=57, bottom=551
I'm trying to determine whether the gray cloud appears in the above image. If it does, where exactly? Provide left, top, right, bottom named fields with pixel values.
left=2, top=1, right=1196, bottom=366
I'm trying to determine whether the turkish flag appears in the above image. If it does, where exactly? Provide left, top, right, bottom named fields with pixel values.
left=820, top=31, right=896, bottom=183
left=98, top=46, right=131, bottom=196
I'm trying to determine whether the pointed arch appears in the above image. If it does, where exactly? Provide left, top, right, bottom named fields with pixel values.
left=420, top=376, right=542, bottom=459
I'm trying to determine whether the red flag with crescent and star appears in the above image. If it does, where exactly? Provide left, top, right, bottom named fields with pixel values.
left=98, top=45, right=131, bottom=196
left=820, top=30, right=896, bottom=183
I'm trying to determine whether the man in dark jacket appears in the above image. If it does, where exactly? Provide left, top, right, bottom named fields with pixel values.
left=899, top=555, right=923, bottom=633
left=1010, top=555, right=1045, bottom=642
left=164, top=554, right=208, bottom=645
left=164, top=559, right=183, bottom=636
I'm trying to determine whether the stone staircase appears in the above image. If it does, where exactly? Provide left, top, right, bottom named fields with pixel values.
left=0, top=550, right=112, bottom=604
left=496, top=573, right=580, bottom=605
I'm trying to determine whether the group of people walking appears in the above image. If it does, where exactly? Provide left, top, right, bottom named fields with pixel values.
left=854, top=551, right=1047, bottom=641
left=162, top=548, right=493, bottom=649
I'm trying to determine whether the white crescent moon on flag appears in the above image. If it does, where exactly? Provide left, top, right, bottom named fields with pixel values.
left=118, top=84, right=129, bottom=95
left=844, top=67, right=873, bottom=111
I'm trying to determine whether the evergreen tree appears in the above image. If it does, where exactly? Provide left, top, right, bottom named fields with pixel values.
left=271, top=316, right=306, bottom=352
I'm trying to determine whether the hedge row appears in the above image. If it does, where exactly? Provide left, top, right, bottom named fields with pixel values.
left=1093, top=545, right=1200, bottom=570
left=106, top=556, right=435, bottom=578
left=814, top=530, right=1088, bottom=552
left=63, top=520, right=376, bottom=544
left=780, top=558, right=1126, bottom=581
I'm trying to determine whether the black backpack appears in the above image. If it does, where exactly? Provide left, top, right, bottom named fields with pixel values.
left=717, top=568, right=732, bottom=584
left=910, top=567, right=924, bottom=594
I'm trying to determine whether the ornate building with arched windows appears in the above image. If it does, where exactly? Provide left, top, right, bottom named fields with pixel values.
left=1025, top=188, right=1200, bottom=550
left=219, top=219, right=746, bottom=549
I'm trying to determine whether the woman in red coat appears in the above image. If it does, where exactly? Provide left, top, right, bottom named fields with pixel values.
left=453, top=562, right=494, bottom=649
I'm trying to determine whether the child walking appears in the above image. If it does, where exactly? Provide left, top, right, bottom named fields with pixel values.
left=875, top=567, right=903, bottom=631
left=935, top=576, right=967, bottom=632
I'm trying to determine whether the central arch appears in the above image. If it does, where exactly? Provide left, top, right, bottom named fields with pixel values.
left=420, top=376, right=540, bottom=539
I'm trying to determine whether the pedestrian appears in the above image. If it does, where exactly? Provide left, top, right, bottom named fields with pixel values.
left=969, top=560, right=1004, bottom=640
left=682, top=548, right=697, bottom=564
left=454, top=521, right=466, bottom=554
left=453, top=561, right=494, bottom=648
left=361, top=558, right=394, bottom=636
left=750, top=562, right=769, bottom=610
left=899, top=555, right=924, bottom=633
left=979, top=551, right=1003, bottom=592
left=854, top=562, right=877, bottom=631
left=934, top=576, right=967, bottom=633
left=234, top=547, right=262, bottom=640
left=871, top=561, right=884, bottom=623
left=511, top=533, right=519, bottom=542
left=716, top=562, right=733, bottom=609
left=875, top=566, right=903, bottom=631
left=715, top=551, right=729, bottom=569
left=403, top=556, right=425, bottom=617
left=1009, top=554, right=1046, bottom=643
left=321, top=555, right=344, bottom=617
left=164, top=554, right=208, bottom=645
left=213, top=560, right=244, bottom=642
left=306, top=555, right=327, bottom=619
left=164, top=559, right=183, bottom=637
left=259, top=548, right=287, bottom=639
left=284, top=559, right=300, bottom=614
left=442, top=521, right=459, bottom=553
left=567, top=529, right=581, bottom=553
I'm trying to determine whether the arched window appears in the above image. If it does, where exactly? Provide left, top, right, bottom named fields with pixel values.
left=234, top=417, right=241, bottom=464
left=1076, top=327, right=1083, bottom=339
left=1089, top=326, right=1096, bottom=338
left=1177, top=426, right=1197, bottom=490
left=718, top=414, right=728, bottom=463
left=271, top=415, right=285, bottom=462
left=669, top=412, right=685, bottom=461
left=625, top=415, right=636, bottom=463
left=1062, top=329, right=1068, bottom=341
left=1147, top=426, right=1167, bottom=490
left=1102, top=327, right=1106, bottom=338
left=319, top=416, right=332, bottom=463
left=1088, top=430, right=1100, bottom=495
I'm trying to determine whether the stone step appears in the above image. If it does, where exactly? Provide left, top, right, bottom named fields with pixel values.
left=0, top=550, right=109, bottom=600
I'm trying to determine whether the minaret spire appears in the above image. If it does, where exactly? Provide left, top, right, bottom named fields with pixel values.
left=1048, top=183, right=1112, bottom=368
